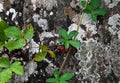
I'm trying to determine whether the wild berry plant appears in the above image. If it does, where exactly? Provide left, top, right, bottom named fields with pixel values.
left=0, top=57, right=24, bottom=83
left=81, top=0, right=107, bottom=22
left=58, top=28, right=80, bottom=49
left=46, top=69, right=74, bottom=83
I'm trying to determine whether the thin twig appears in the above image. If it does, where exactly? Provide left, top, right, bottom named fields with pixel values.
left=59, top=47, right=71, bottom=74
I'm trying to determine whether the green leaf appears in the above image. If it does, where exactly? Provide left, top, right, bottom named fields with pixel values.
left=83, top=9, right=91, bottom=14
left=59, top=80, right=68, bottom=83
left=0, top=20, right=9, bottom=31
left=93, top=8, right=107, bottom=15
left=0, top=80, right=6, bottom=83
left=0, top=68, right=12, bottom=82
left=47, top=50, right=56, bottom=58
left=90, top=0, right=100, bottom=9
left=4, top=26, right=22, bottom=39
left=69, top=40, right=80, bottom=48
left=24, top=24, right=34, bottom=40
left=0, top=42, right=4, bottom=49
left=14, top=39, right=26, bottom=49
left=33, top=52, right=47, bottom=62
left=65, top=41, right=70, bottom=49
left=58, top=38, right=65, bottom=43
left=10, top=61, right=24, bottom=75
left=0, top=20, right=9, bottom=41
left=60, top=73, right=74, bottom=81
left=5, top=40, right=16, bottom=51
left=81, top=1, right=86, bottom=7
left=0, top=57, right=10, bottom=68
left=91, top=13, right=97, bottom=22
left=68, top=30, right=78, bottom=39
left=5, top=39, right=26, bottom=51
left=46, top=78, right=57, bottom=83
left=86, top=5, right=92, bottom=11
left=40, top=45, right=48, bottom=52
left=59, top=28, right=68, bottom=39
left=54, top=69, right=59, bottom=79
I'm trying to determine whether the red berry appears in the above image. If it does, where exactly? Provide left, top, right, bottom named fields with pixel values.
left=57, top=45, right=69, bottom=53
left=57, top=45, right=65, bottom=52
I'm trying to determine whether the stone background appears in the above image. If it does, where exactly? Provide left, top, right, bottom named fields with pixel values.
left=0, top=0, right=120, bottom=83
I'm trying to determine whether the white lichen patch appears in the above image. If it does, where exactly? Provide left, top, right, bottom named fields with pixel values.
left=104, top=0, right=120, bottom=8
left=29, top=39, right=39, bottom=55
left=68, top=23, right=86, bottom=42
left=39, top=31, right=59, bottom=41
left=44, top=58, right=57, bottom=75
left=118, top=31, right=120, bottom=40
left=108, top=14, right=120, bottom=37
left=82, top=14, right=93, bottom=25
left=37, top=19, right=48, bottom=31
left=32, top=13, right=40, bottom=22
left=0, top=3, right=4, bottom=12
left=6, top=8, right=17, bottom=21
left=70, top=0, right=79, bottom=8
left=68, top=19, right=97, bottom=44
left=31, top=0, right=57, bottom=10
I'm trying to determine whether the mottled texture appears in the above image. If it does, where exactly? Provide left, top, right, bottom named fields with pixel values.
left=0, top=0, right=120, bottom=83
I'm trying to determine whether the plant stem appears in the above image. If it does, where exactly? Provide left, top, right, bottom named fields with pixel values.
left=59, top=0, right=88, bottom=74
left=59, top=47, right=71, bottom=74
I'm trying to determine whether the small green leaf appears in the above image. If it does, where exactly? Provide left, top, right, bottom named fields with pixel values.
left=47, top=50, right=56, bottom=58
left=4, top=26, right=22, bottom=39
left=65, top=41, right=70, bottom=49
left=0, top=20, right=9, bottom=41
left=83, top=9, right=91, bottom=14
left=24, top=24, right=34, bottom=40
left=68, top=30, right=78, bottom=39
left=59, top=80, right=68, bottom=83
left=14, top=39, right=26, bottom=49
left=93, top=8, right=107, bottom=15
left=5, top=39, right=26, bottom=51
left=0, top=57, right=10, bottom=68
left=69, top=40, right=80, bottom=48
left=10, top=61, right=24, bottom=75
left=59, top=28, right=68, bottom=39
left=0, top=68, right=12, bottom=82
left=46, top=78, right=57, bottom=83
left=60, top=73, right=74, bottom=81
left=0, top=80, right=6, bottom=83
left=81, top=1, right=86, bottom=7
left=0, top=20, right=9, bottom=31
left=58, top=38, right=65, bottom=43
left=5, top=40, right=16, bottom=51
left=90, top=0, right=100, bottom=9
left=54, top=69, right=59, bottom=79
left=86, top=5, right=92, bottom=11
left=0, top=32, right=8, bottom=42
left=33, top=52, right=47, bottom=62
left=0, top=42, right=4, bottom=49
left=91, top=13, right=97, bottom=22
left=40, top=45, right=48, bottom=52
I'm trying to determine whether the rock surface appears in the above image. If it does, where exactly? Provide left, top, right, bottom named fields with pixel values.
left=0, top=0, right=120, bottom=83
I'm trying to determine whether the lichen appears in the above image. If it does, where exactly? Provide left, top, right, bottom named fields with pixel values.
left=31, top=0, right=57, bottom=10
left=108, top=14, right=120, bottom=39
left=0, top=3, right=4, bottom=12
left=75, top=39, right=120, bottom=82
left=29, top=39, right=39, bottom=55
left=104, top=0, right=120, bottom=8
left=9, top=61, right=38, bottom=83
